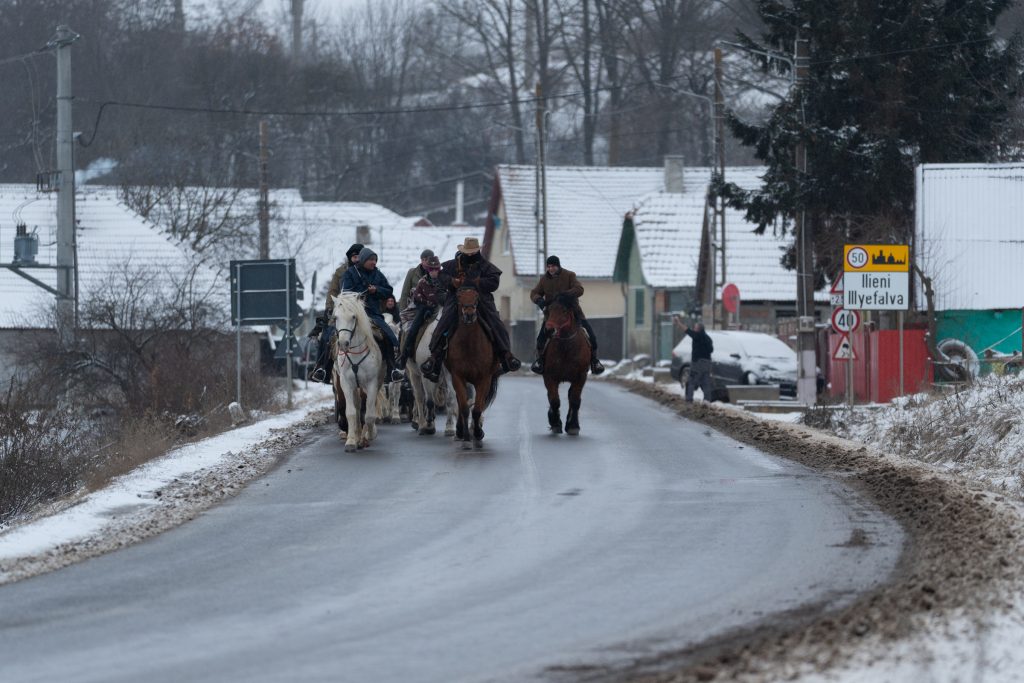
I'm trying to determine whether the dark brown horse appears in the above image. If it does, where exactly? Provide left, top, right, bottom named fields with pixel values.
left=541, top=294, right=590, bottom=435
left=445, top=287, right=500, bottom=449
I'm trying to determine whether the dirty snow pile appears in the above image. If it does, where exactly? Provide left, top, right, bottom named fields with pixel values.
left=810, top=374, right=1024, bottom=499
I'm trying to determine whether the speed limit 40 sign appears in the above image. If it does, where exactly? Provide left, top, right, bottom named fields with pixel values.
left=831, top=307, right=861, bottom=334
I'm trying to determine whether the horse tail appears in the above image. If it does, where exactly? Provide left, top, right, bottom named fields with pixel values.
left=484, top=373, right=500, bottom=409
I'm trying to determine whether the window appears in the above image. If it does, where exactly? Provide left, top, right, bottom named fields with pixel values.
left=634, top=288, right=645, bottom=327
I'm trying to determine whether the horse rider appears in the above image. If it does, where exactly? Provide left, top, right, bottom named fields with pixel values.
left=419, top=236, right=522, bottom=382
left=399, top=249, right=434, bottom=310
left=341, top=247, right=402, bottom=380
left=308, top=242, right=364, bottom=382
left=394, top=254, right=446, bottom=380
left=529, top=255, right=605, bottom=375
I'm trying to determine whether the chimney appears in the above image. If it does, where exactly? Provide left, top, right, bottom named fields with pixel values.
left=455, top=180, right=465, bottom=225
left=663, top=155, right=685, bottom=193
left=356, top=224, right=371, bottom=244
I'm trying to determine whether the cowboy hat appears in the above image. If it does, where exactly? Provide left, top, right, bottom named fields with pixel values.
left=457, top=237, right=481, bottom=255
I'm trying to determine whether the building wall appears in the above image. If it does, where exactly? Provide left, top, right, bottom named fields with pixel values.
left=936, top=309, right=1024, bottom=356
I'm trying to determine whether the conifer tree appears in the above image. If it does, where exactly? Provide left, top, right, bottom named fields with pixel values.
left=717, top=0, right=1023, bottom=276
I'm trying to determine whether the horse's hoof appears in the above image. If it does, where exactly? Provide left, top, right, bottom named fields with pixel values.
left=460, top=440, right=472, bottom=450
left=550, top=424, right=563, bottom=434
left=445, top=428, right=456, bottom=437
left=382, top=416, right=392, bottom=424
left=338, top=430, right=348, bottom=440
left=419, top=426, right=436, bottom=436
left=473, top=439, right=483, bottom=449
left=344, top=443, right=357, bottom=452
left=566, top=428, right=580, bottom=436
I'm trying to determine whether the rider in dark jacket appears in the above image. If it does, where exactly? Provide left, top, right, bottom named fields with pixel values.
left=394, top=254, right=446, bottom=379
left=419, top=237, right=521, bottom=382
left=341, top=247, right=400, bottom=379
left=308, top=243, right=364, bottom=383
left=529, top=255, right=605, bottom=375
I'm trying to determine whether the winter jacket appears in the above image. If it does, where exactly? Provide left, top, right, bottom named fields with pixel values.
left=440, top=252, right=500, bottom=305
left=399, top=264, right=427, bottom=310
left=412, top=273, right=447, bottom=309
left=530, top=268, right=584, bottom=305
left=686, top=328, right=714, bottom=362
left=341, top=264, right=394, bottom=317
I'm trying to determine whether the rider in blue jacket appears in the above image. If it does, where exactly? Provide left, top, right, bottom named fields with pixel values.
left=341, top=247, right=401, bottom=379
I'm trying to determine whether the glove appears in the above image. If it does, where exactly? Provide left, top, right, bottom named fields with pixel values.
left=535, top=297, right=547, bottom=310
left=308, top=315, right=326, bottom=338
left=452, top=276, right=465, bottom=289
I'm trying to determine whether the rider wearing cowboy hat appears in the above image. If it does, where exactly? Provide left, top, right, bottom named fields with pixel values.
left=529, top=255, right=605, bottom=375
left=308, top=242, right=364, bottom=383
left=419, top=236, right=522, bottom=382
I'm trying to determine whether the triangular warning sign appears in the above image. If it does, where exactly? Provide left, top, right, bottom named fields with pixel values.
left=832, top=334, right=856, bottom=360
left=830, top=272, right=844, bottom=294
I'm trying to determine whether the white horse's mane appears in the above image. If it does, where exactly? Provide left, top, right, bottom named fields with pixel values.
left=331, top=291, right=376, bottom=344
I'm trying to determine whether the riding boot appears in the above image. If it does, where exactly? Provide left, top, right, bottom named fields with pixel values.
left=589, top=352, right=605, bottom=375
left=421, top=346, right=445, bottom=382
left=498, top=351, right=522, bottom=375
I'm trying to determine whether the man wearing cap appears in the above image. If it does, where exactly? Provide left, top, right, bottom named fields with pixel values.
left=341, top=247, right=401, bottom=380
left=420, top=236, right=522, bottom=381
left=530, top=255, right=605, bottom=375
left=394, top=254, right=447, bottom=379
left=399, top=249, right=435, bottom=311
left=308, top=243, right=364, bottom=383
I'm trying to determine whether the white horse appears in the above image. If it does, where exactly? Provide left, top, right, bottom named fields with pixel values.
left=405, top=317, right=457, bottom=436
left=330, top=292, right=385, bottom=452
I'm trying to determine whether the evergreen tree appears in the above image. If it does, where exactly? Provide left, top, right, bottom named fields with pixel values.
left=717, top=0, right=1023, bottom=278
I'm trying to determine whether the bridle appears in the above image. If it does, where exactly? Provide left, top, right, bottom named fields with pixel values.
left=457, top=287, right=479, bottom=325
left=333, top=312, right=372, bottom=389
left=545, top=304, right=578, bottom=340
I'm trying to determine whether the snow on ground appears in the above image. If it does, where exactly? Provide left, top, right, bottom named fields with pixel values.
left=603, top=365, right=1024, bottom=682
left=0, top=383, right=334, bottom=583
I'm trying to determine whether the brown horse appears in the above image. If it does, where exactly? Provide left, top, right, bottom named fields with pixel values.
left=445, top=287, right=500, bottom=449
left=541, top=294, right=590, bottom=435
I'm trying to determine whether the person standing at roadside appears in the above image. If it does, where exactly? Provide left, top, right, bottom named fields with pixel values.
left=674, top=316, right=713, bottom=402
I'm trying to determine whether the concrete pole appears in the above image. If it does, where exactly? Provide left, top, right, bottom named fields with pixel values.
left=714, top=48, right=726, bottom=293
left=455, top=180, right=465, bottom=224
left=55, top=26, right=79, bottom=338
left=794, top=34, right=817, bottom=406
left=259, top=120, right=270, bottom=259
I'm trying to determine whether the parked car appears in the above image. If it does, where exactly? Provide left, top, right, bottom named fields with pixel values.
left=669, top=330, right=806, bottom=401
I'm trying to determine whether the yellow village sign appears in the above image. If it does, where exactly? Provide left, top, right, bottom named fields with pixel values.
left=843, top=244, right=910, bottom=273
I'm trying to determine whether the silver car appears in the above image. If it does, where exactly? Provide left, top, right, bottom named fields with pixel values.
left=669, top=330, right=800, bottom=400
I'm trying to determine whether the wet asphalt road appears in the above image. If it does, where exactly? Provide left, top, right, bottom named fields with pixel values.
left=0, top=378, right=902, bottom=682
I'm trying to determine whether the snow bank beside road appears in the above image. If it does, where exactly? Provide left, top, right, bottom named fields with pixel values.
left=0, top=385, right=334, bottom=584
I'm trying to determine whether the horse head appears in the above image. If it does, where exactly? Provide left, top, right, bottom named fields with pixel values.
left=545, top=293, right=579, bottom=338
left=331, top=291, right=374, bottom=352
left=456, top=286, right=480, bottom=325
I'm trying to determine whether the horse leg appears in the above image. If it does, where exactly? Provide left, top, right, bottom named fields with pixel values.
left=451, top=374, right=470, bottom=446
left=566, top=377, right=585, bottom=436
left=343, top=388, right=361, bottom=452
left=361, top=381, right=380, bottom=449
left=545, top=376, right=563, bottom=434
left=424, top=391, right=437, bottom=435
left=472, top=378, right=490, bottom=447
left=442, top=372, right=457, bottom=437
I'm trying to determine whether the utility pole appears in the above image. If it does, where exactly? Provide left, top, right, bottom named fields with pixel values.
left=258, top=120, right=270, bottom=259
left=794, top=34, right=816, bottom=405
left=290, top=0, right=304, bottom=65
left=54, top=25, right=79, bottom=338
left=535, top=83, right=548, bottom=267
left=714, top=47, right=726, bottom=325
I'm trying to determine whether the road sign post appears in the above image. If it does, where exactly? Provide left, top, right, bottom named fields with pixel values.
left=843, top=244, right=910, bottom=401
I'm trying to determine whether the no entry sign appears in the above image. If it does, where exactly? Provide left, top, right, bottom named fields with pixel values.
left=722, top=283, right=740, bottom=314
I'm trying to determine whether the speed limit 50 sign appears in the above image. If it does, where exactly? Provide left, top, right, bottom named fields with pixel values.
left=831, top=307, right=861, bottom=334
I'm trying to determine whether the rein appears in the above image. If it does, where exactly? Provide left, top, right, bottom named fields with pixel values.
left=335, top=324, right=372, bottom=390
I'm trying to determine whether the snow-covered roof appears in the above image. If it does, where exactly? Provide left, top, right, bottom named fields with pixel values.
left=629, top=167, right=828, bottom=302
left=916, top=163, right=1024, bottom=311
left=268, top=198, right=482, bottom=305
left=499, top=164, right=666, bottom=278
left=0, top=185, right=224, bottom=329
